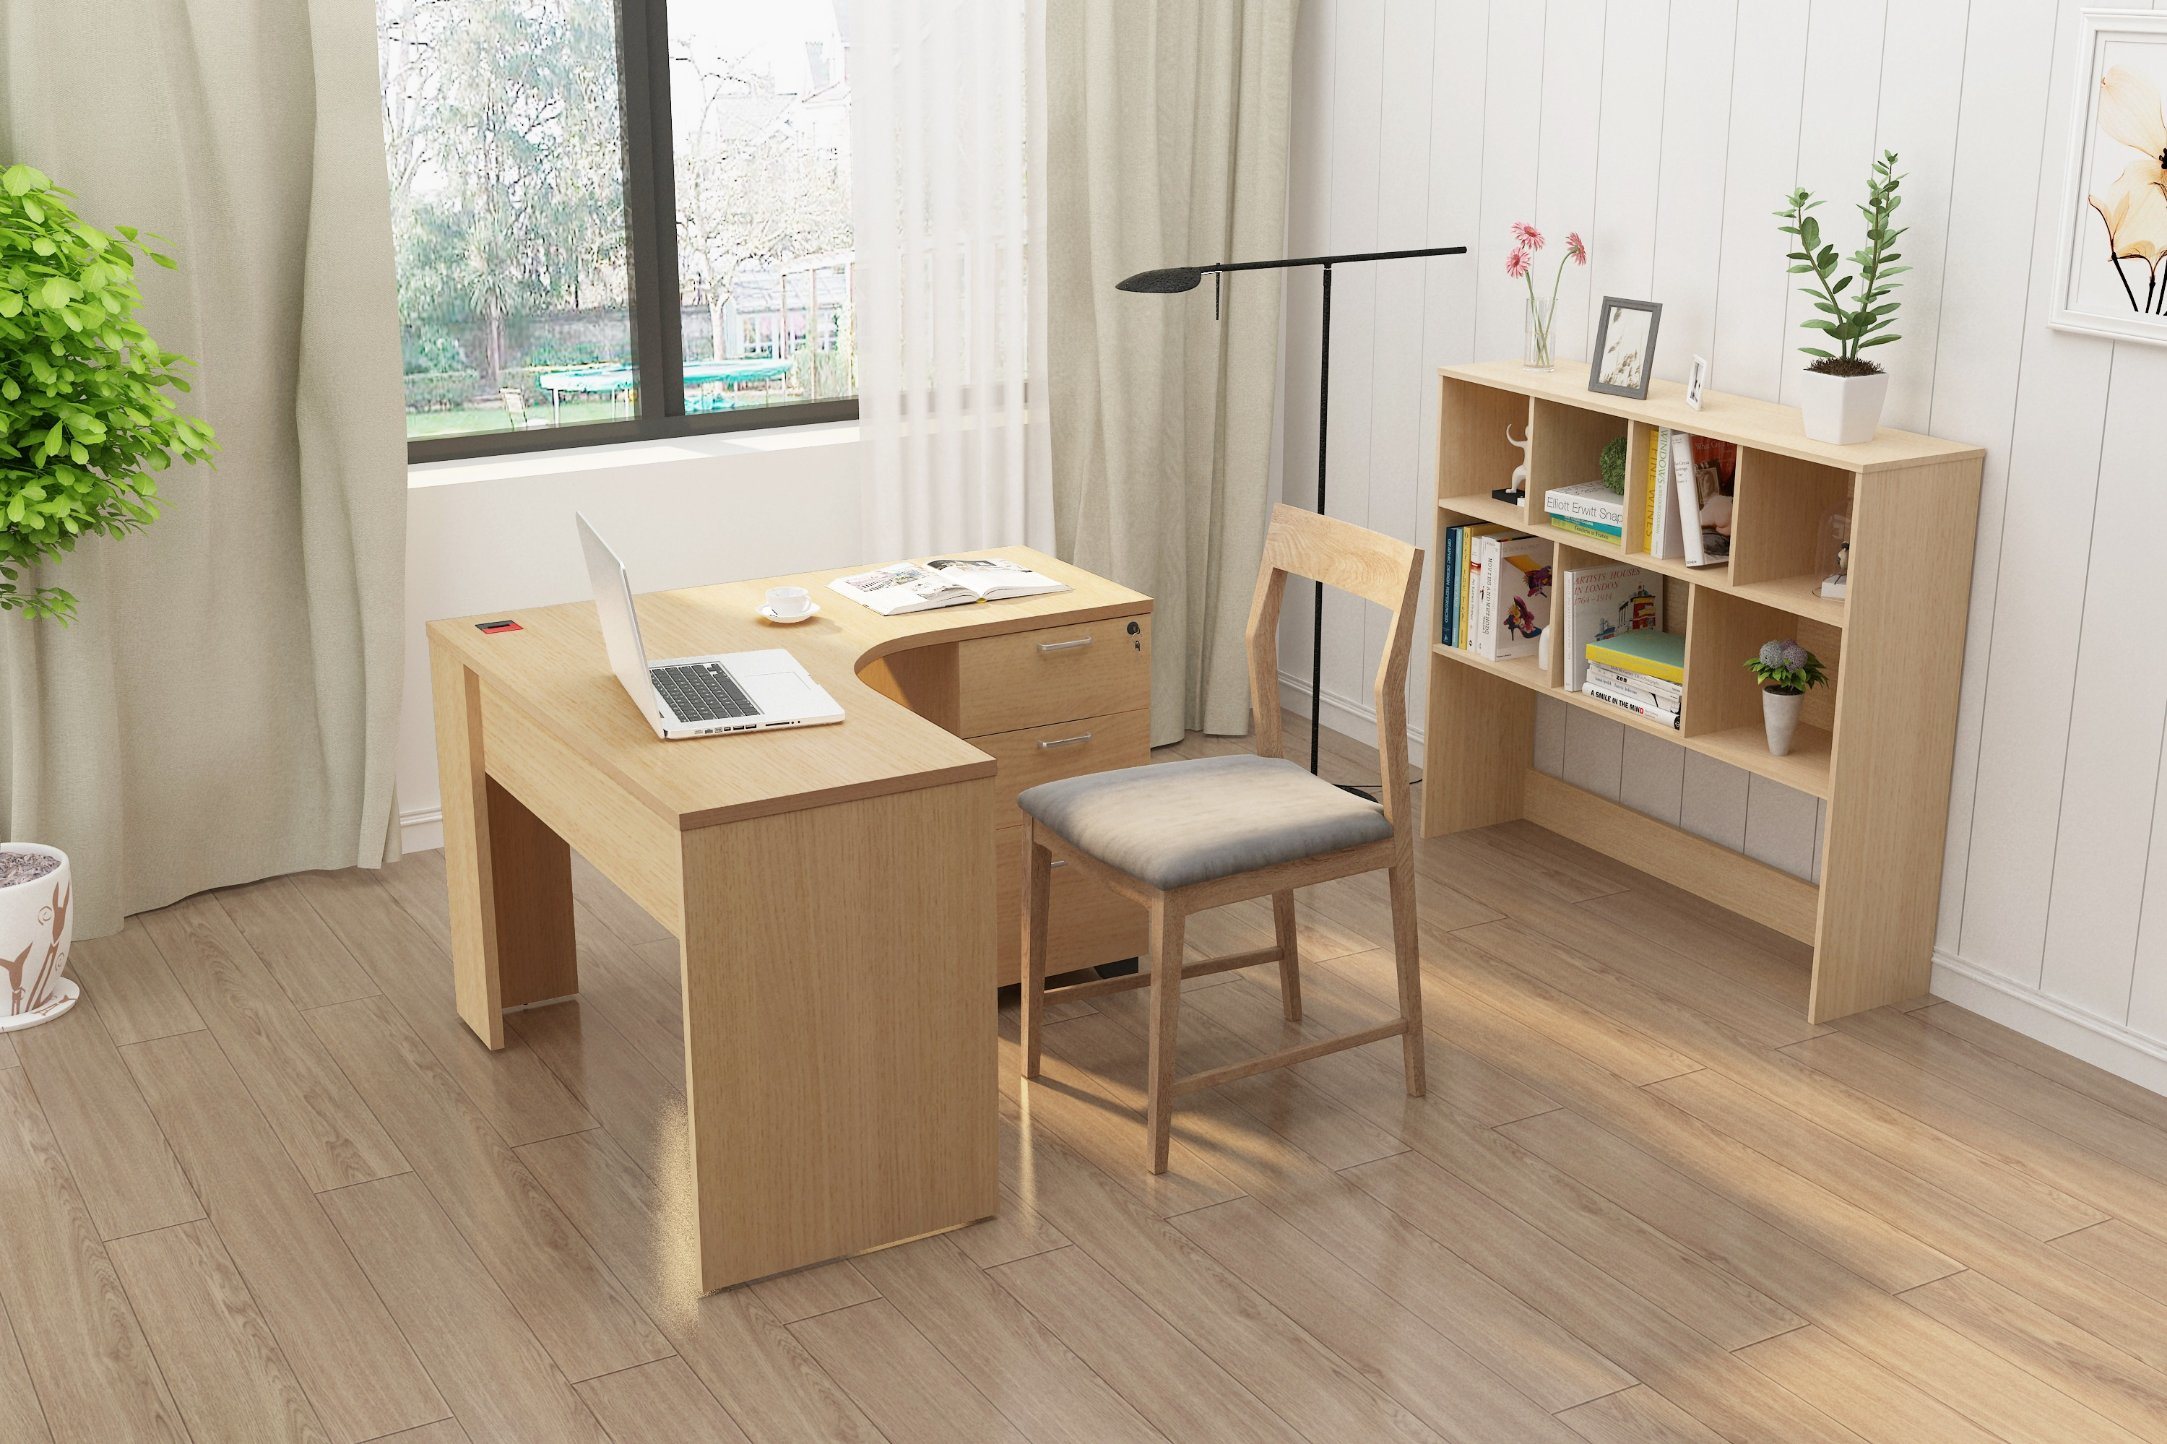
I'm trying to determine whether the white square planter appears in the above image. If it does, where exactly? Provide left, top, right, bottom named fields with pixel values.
left=1797, top=367, right=1890, bottom=445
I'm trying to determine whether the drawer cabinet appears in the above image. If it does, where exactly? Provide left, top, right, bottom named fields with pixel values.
left=993, top=827, right=1146, bottom=983
left=969, top=709, right=1151, bottom=831
left=954, top=616, right=1151, bottom=735
left=971, top=619, right=1151, bottom=987
left=859, top=603, right=1153, bottom=987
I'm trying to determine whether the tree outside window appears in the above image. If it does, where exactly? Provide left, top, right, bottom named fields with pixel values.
left=375, top=0, right=855, bottom=451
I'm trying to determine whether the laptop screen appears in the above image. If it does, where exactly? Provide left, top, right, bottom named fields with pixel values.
left=575, top=514, right=658, bottom=718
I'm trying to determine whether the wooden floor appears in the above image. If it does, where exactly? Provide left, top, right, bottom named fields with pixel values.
left=7, top=720, right=2167, bottom=1441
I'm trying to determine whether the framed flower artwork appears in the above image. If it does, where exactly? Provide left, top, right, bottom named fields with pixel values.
left=2052, top=10, right=2167, bottom=343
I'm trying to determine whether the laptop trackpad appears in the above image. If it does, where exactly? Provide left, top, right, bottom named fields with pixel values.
left=747, top=671, right=812, bottom=709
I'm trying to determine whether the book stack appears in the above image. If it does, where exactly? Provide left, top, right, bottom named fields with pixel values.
left=1581, top=629, right=1685, bottom=729
left=1440, top=522, right=1549, bottom=661
left=1557, top=561, right=1664, bottom=691
left=1543, top=481, right=1623, bottom=545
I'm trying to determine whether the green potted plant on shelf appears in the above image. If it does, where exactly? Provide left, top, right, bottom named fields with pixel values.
left=0, top=162, right=213, bottom=1030
left=1776, top=150, right=1904, bottom=444
left=1745, top=639, right=1827, bottom=758
left=1597, top=435, right=1628, bottom=495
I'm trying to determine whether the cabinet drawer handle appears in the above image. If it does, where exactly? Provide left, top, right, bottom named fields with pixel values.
left=1037, top=636, right=1094, bottom=654
left=1037, top=732, right=1094, bottom=750
left=1050, top=859, right=1068, bottom=869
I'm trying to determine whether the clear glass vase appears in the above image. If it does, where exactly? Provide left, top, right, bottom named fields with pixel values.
left=1523, top=297, right=1555, bottom=371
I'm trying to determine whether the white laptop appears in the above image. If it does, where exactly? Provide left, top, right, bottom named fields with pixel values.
left=577, top=514, right=844, bottom=740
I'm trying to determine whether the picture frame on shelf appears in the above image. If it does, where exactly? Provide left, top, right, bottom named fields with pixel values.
left=1686, top=354, right=1710, bottom=409
left=2049, top=9, right=2167, bottom=344
left=1588, top=297, right=1662, bottom=399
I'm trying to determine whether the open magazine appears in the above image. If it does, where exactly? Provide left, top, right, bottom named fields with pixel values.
left=829, top=556, right=1071, bottom=616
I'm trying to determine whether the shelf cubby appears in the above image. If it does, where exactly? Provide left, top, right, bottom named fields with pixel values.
left=1422, top=359, right=1984, bottom=1022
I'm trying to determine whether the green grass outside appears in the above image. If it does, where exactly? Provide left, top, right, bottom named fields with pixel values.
left=404, top=390, right=818, bottom=441
left=405, top=398, right=626, bottom=439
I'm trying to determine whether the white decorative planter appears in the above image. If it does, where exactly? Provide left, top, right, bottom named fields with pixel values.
left=1762, top=689, right=1804, bottom=758
left=1797, top=367, right=1890, bottom=445
left=0, top=846, right=76, bottom=1033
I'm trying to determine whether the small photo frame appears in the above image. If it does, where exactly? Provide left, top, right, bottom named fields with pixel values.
left=1685, top=354, right=1710, bottom=409
left=1589, top=297, right=1663, bottom=399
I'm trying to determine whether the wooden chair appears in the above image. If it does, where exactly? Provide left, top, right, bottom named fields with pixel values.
left=1018, top=503, right=1427, bottom=1172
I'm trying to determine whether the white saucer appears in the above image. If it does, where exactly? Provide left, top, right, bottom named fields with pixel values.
left=759, top=603, right=821, bottom=625
left=0, top=975, right=78, bottom=1033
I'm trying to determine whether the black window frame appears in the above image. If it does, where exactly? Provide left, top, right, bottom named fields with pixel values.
left=404, top=0, right=859, bottom=466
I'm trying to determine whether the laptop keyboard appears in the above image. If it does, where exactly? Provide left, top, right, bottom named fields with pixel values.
left=651, top=662, right=760, bottom=723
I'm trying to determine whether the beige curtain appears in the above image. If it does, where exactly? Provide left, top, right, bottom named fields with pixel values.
left=1047, top=0, right=1298, bottom=746
left=0, top=0, right=407, bottom=937
left=853, top=0, right=1052, bottom=559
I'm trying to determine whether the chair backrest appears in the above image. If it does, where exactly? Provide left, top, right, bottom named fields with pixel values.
left=501, top=388, right=529, bottom=428
left=1243, top=504, right=1425, bottom=832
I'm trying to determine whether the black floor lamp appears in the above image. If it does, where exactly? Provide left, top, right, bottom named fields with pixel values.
left=1119, top=245, right=1467, bottom=792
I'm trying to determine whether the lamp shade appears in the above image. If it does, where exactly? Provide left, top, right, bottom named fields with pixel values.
left=1116, top=266, right=1206, bottom=294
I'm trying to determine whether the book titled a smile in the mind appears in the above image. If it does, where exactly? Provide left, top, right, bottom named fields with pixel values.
left=829, top=556, right=1071, bottom=616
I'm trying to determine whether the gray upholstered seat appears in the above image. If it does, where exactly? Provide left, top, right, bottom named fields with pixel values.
left=1017, top=753, right=1393, bottom=892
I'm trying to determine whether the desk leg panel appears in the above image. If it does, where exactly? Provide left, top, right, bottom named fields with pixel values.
left=678, top=779, right=998, bottom=1292
left=484, top=779, right=579, bottom=1010
left=432, top=648, right=507, bottom=1049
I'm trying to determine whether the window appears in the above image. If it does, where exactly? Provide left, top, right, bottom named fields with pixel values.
left=376, top=0, right=856, bottom=460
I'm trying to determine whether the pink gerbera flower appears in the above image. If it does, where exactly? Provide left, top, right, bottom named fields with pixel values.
left=1504, top=246, right=1531, bottom=280
left=1510, top=221, right=1546, bottom=251
left=1565, top=231, right=1588, bottom=265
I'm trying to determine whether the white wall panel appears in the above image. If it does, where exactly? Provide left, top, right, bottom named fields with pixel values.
left=1532, top=0, right=1609, bottom=363
left=1706, top=4, right=1807, bottom=402
left=1582, top=0, right=1671, bottom=347
left=1643, top=0, right=1736, bottom=380
left=1473, top=1, right=1552, bottom=362
left=2040, top=343, right=2167, bottom=1017
left=1869, top=0, right=1972, bottom=429
left=1956, top=0, right=2116, bottom=985
left=1929, top=0, right=2065, bottom=955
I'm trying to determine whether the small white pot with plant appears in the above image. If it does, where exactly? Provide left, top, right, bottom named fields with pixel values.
left=1746, top=640, right=1827, bottom=758
left=0, top=848, right=74, bottom=1031
left=1777, top=151, right=1905, bottom=444
left=0, top=164, right=214, bottom=1028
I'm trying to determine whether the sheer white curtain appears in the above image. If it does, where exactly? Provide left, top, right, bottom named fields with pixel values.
left=851, top=0, right=1052, bottom=559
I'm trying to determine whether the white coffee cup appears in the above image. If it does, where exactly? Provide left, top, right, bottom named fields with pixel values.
left=765, top=586, right=813, bottom=619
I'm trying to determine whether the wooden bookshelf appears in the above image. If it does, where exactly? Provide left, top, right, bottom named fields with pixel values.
left=1423, top=359, right=1984, bottom=1022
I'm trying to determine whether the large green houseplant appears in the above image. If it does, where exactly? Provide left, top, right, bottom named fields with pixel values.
left=0, top=163, right=213, bottom=1031
left=0, top=163, right=214, bottom=623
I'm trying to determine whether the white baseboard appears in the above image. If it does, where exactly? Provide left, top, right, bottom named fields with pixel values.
left=1930, top=948, right=2167, bottom=1098
left=400, top=807, right=444, bottom=855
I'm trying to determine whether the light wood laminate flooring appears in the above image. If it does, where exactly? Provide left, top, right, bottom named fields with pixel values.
left=4, top=718, right=2166, bottom=1442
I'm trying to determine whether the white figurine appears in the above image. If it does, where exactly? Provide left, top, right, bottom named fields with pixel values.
left=1504, top=423, right=1530, bottom=498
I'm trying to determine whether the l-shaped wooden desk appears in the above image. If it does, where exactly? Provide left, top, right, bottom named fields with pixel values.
left=427, top=550, right=1152, bottom=1292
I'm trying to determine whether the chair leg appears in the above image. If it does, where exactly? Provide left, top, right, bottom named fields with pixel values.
left=1144, top=895, right=1186, bottom=1175
left=1271, top=889, right=1301, bottom=1021
left=1387, top=854, right=1426, bottom=1097
left=1022, top=826, right=1052, bottom=1080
